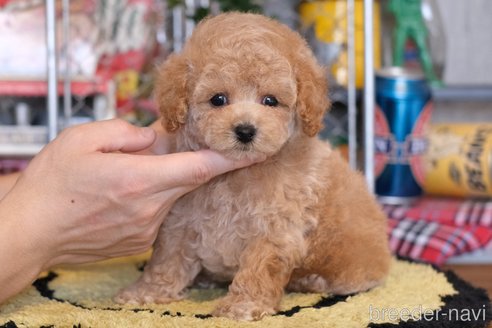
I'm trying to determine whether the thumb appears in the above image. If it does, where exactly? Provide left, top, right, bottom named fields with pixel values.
left=142, top=150, right=265, bottom=191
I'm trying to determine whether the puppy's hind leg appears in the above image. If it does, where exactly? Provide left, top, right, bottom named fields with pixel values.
left=290, top=228, right=391, bottom=296
left=288, top=250, right=389, bottom=296
left=287, top=273, right=330, bottom=293
left=114, top=225, right=201, bottom=305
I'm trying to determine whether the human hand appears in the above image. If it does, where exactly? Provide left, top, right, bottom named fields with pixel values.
left=132, top=120, right=176, bottom=156
left=22, top=119, right=262, bottom=265
left=0, top=119, right=263, bottom=303
left=0, top=171, right=20, bottom=200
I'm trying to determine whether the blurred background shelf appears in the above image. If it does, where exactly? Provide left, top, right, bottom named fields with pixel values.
left=433, top=86, right=492, bottom=102
left=0, top=78, right=111, bottom=97
left=0, top=144, right=45, bottom=157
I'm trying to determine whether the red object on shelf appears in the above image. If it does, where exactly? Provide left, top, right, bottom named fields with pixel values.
left=0, top=78, right=111, bottom=97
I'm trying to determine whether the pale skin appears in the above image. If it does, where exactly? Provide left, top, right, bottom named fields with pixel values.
left=0, top=119, right=263, bottom=304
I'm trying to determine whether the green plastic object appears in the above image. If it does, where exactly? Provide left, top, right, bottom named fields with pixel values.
left=388, top=0, right=443, bottom=87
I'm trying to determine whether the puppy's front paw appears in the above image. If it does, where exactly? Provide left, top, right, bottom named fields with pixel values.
left=114, top=281, right=185, bottom=305
left=213, top=295, right=276, bottom=321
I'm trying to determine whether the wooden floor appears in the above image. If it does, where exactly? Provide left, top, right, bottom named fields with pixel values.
left=444, top=264, right=492, bottom=298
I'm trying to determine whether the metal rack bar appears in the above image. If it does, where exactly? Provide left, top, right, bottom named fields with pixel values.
left=45, top=0, right=58, bottom=141
left=347, top=0, right=357, bottom=170
left=363, top=0, right=375, bottom=192
left=62, top=0, right=72, bottom=127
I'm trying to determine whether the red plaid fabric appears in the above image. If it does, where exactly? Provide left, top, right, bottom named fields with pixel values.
left=382, top=198, right=492, bottom=265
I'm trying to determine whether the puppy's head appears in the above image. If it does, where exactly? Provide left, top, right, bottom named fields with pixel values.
left=156, top=12, right=329, bottom=160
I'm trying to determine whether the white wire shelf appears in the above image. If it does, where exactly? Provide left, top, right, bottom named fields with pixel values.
left=433, top=86, right=492, bottom=102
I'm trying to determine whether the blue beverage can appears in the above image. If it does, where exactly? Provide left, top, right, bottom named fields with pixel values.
left=374, top=67, right=433, bottom=205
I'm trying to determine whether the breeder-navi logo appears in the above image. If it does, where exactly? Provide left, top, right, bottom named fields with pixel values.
left=369, top=304, right=488, bottom=322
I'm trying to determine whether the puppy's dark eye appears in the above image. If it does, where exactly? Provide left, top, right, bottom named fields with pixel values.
left=262, top=95, right=278, bottom=107
left=210, top=93, right=228, bottom=107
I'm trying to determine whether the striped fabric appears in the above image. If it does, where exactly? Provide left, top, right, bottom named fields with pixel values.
left=383, top=198, right=492, bottom=265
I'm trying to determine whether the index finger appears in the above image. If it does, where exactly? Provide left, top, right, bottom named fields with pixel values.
left=58, top=119, right=157, bottom=153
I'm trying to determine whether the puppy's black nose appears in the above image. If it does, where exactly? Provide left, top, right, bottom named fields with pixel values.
left=234, top=124, right=257, bottom=144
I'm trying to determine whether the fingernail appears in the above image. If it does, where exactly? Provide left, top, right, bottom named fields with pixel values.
left=237, top=154, right=266, bottom=167
left=256, top=154, right=267, bottom=162
left=248, top=154, right=266, bottom=164
left=140, top=127, right=155, bottom=139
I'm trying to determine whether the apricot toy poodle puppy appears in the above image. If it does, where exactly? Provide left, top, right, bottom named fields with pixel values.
left=115, top=12, right=391, bottom=321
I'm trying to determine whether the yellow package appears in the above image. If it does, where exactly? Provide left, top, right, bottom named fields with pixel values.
left=298, top=0, right=381, bottom=88
left=424, top=124, right=492, bottom=198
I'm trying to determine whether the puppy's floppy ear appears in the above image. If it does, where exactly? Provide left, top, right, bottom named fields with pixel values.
left=295, top=56, right=330, bottom=137
left=155, top=53, right=189, bottom=132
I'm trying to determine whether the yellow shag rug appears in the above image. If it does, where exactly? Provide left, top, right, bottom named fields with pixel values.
left=0, top=254, right=490, bottom=328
